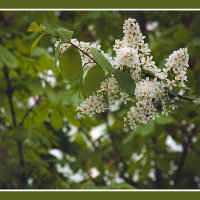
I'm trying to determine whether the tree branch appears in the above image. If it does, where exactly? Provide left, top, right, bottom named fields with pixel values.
left=173, top=130, right=196, bottom=187
left=19, top=100, right=39, bottom=126
left=174, top=143, right=188, bottom=186
left=3, top=66, right=26, bottom=186
left=151, top=136, right=164, bottom=189
left=167, top=90, right=195, bottom=102
left=3, top=66, right=17, bottom=127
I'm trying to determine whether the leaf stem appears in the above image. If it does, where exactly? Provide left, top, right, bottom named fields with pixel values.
left=67, top=42, right=96, bottom=63
left=44, top=30, right=97, bottom=64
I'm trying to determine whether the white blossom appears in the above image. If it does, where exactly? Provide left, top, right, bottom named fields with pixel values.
left=115, top=47, right=140, bottom=70
left=164, top=48, right=189, bottom=90
left=76, top=94, right=107, bottom=117
left=134, top=78, right=165, bottom=105
left=54, top=18, right=191, bottom=130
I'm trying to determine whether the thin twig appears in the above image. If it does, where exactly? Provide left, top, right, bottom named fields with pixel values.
left=167, top=91, right=195, bottom=102
left=67, top=42, right=96, bottom=63
left=19, top=102, right=38, bottom=126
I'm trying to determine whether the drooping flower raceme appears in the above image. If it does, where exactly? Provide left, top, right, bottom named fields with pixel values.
left=124, top=78, right=167, bottom=128
left=76, top=94, right=107, bottom=117
left=55, top=18, right=190, bottom=130
left=164, top=48, right=189, bottom=90
left=76, top=77, right=131, bottom=116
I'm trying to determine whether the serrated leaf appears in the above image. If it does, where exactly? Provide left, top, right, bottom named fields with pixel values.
left=54, top=28, right=73, bottom=42
left=51, top=108, right=63, bottom=130
left=59, top=46, right=82, bottom=83
left=84, top=65, right=105, bottom=97
left=35, top=103, right=50, bottom=124
left=0, top=45, right=18, bottom=68
left=30, top=33, right=45, bottom=55
left=27, top=22, right=45, bottom=32
left=90, top=48, right=114, bottom=74
left=114, top=69, right=135, bottom=96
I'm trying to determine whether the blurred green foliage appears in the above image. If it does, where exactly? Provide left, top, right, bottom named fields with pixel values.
left=1, top=11, right=200, bottom=189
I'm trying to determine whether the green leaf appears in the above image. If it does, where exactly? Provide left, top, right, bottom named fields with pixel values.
left=0, top=46, right=18, bottom=68
left=63, top=107, right=80, bottom=127
left=35, top=103, right=50, bottom=124
left=13, top=127, right=28, bottom=141
left=114, top=69, right=135, bottom=96
left=188, top=37, right=200, bottom=48
left=128, top=156, right=145, bottom=174
left=54, top=28, right=73, bottom=42
left=30, top=33, right=45, bottom=55
left=74, top=133, right=88, bottom=147
left=156, top=116, right=176, bottom=125
left=27, top=22, right=45, bottom=32
left=123, top=133, right=135, bottom=144
left=39, top=54, right=53, bottom=69
left=46, top=87, right=61, bottom=105
left=59, top=46, right=82, bottom=83
left=51, top=108, right=63, bottom=130
left=90, top=48, right=114, bottom=74
left=31, top=47, right=47, bottom=57
left=84, top=65, right=105, bottom=97
left=135, top=120, right=155, bottom=136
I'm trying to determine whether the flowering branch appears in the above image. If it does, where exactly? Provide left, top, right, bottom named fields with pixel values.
left=67, top=42, right=96, bottom=63
left=29, top=18, right=199, bottom=130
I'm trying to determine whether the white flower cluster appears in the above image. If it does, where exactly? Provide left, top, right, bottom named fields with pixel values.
left=76, top=94, right=107, bottom=117
left=55, top=18, right=190, bottom=130
left=124, top=78, right=167, bottom=129
left=134, top=78, right=165, bottom=105
left=76, top=77, right=131, bottom=117
left=113, top=18, right=166, bottom=81
left=164, top=48, right=189, bottom=90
